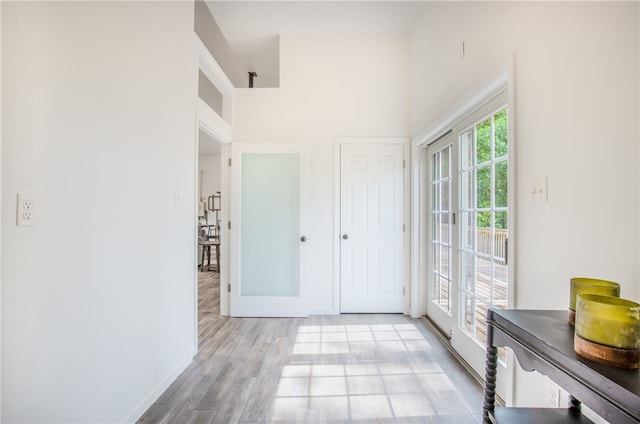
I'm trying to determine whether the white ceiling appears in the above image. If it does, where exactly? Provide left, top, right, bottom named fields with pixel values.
left=205, top=1, right=427, bottom=87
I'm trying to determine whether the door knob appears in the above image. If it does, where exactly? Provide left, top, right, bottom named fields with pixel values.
left=300, top=236, right=308, bottom=242
left=342, top=234, right=349, bottom=240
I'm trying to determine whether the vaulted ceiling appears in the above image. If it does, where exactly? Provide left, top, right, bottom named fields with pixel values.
left=205, top=1, right=426, bottom=88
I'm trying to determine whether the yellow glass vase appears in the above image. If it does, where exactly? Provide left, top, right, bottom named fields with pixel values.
left=575, top=294, right=640, bottom=350
left=569, top=278, right=620, bottom=325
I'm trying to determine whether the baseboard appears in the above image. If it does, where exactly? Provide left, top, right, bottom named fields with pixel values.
left=122, top=348, right=197, bottom=424
left=420, top=316, right=505, bottom=406
left=308, top=307, right=336, bottom=315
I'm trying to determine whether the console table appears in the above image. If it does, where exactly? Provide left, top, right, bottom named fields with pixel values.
left=483, top=309, right=640, bottom=424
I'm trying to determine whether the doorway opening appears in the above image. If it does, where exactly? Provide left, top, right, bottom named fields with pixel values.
left=196, top=126, right=228, bottom=348
left=198, top=129, right=223, bottom=273
left=195, top=34, right=234, bottom=329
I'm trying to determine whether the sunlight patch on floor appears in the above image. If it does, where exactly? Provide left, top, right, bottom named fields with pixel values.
left=271, top=322, right=452, bottom=421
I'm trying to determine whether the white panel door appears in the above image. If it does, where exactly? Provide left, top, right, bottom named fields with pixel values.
left=340, top=143, right=404, bottom=313
left=230, top=143, right=310, bottom=317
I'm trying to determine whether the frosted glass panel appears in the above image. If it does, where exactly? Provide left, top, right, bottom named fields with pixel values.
left=241, top=153, right=300, bottom=297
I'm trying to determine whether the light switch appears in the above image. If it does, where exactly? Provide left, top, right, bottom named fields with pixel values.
left=529, top=177, right=547, bottom=203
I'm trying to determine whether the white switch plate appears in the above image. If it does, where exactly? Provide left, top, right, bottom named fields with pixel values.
left=17, top=192, right=37, bottom=226
left=529, top=177, right=548, bottom=203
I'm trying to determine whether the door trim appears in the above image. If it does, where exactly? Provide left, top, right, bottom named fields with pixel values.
left=196, top=106, right=231, bottom=324
left=195, top=33, right=234, bottom=323
left=333, top=137, right=411, bottom=315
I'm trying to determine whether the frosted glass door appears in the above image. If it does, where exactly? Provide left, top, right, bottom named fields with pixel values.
left=241, top=153, right=299, bottom=297
left=230, top=144, right=309, bottom=317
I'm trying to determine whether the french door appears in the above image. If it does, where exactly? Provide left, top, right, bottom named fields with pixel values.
left=427, top=93, right=511, bottom=380
left=230, top=143, right=310, bottom=317
left=425, top=134, right=457, bottom=337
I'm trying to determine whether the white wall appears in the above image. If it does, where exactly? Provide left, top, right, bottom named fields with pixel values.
left=2, top=2, right=198, bottom=422
left=200, top=155, right=222, bottom=200
left=199, top=154, right=221, bottom=226
left=411, top=1, right=639, bottom=411
left=233, top=33, right=411, bottom=314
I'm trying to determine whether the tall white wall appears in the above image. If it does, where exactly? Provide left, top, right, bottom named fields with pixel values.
left=411, top=1, right=639, bottom=410
left=233, top=33, right=411, bottom=314
left=200, top=155, right=222, bottom=200
left=200, top=154, right=222, bottom=226
left=2, top=2, right=198, bottom=422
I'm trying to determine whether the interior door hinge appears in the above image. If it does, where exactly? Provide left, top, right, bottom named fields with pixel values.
left=403, top=287, right=406, bottom=296
left=403, top=160, right=406, bottom=169
left=227, top=284, right=231, bottom=293
left=452, top=213, right=456, bottom=225
left=228, top=158, right=232, bottom=167
left=403, top=223, right=405, bottom=232
left=228, top=221, right=231, bottom=230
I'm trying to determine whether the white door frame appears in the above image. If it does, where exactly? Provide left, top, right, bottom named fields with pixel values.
left=195, top=115, right=231, bottom=319
left=195, top=33, right=234, bottom=333
left=333, top=137, right=411, bottom=315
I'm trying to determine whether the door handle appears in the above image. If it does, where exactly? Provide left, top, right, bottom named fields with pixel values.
left=300, top=236, right=308, bottom=242
left=342, top=234, right=349, bottom=240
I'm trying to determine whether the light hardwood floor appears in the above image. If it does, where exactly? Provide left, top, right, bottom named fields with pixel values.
left=138, top=271, right=483, bottom=423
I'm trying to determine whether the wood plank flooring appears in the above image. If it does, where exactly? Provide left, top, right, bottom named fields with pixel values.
left=137, top=271, right=483, bottom=423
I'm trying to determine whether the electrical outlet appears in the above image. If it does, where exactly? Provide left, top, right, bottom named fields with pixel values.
left=17, top=192, right=37, bottom=226
left=548, top=382, right=561, bottom=407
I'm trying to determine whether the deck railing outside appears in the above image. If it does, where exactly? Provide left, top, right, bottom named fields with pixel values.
left=443, top=225, right=509, bottom=348
left=432, top=224, right=509, bottom=358
left=476, top=228, right=508, bottom=264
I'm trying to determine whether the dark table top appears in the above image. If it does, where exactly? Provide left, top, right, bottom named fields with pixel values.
left=489, top=309, right=640, bottom=420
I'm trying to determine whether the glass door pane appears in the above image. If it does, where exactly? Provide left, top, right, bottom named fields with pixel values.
left=458, top=107, right=509, bottom=349
left=430, top=145, right=453, bottom=313
left=240, top=153, right=300, bottom=297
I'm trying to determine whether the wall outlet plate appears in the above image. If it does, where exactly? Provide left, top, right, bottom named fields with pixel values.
left=548, top=381, right=561, bottom=407
left=17, top=192, right=37, bottom=226
left=530, top=177, right=548, bottom=203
